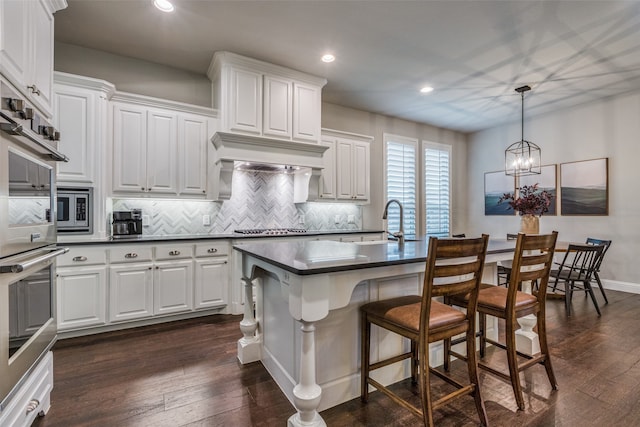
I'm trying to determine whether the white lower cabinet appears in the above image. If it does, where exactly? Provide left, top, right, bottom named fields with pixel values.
left=57, top=266, right=106, bottom=330
left=109, top=262, right=154, bottom=322
left=154, top=259, right=193, bottom=315
left=57, top=241, right=230, bottom=335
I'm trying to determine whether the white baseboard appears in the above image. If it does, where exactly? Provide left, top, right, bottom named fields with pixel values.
left=602, top=279, right=640, bottom=294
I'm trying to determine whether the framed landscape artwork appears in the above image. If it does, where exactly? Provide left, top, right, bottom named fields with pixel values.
left=560, top=158, right=608, bottom=215
left=484, top=171, right=515, bottom=215
left=518, top=164, right=557, bottom=215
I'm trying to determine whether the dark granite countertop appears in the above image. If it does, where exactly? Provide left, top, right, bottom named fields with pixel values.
left=57, top=230, right=385, bottom=246
left=233, top=239, right=517, bottom=276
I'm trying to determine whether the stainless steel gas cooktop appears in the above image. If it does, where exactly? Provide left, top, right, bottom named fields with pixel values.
left=234, top=228, right=307, bottom=236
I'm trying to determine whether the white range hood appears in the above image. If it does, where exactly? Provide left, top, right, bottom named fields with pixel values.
left=208, top=131, right=328, bottom=201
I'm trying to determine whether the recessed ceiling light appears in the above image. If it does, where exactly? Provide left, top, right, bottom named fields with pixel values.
left=420, top=86, right=434, bottom=94
left=154, top=0, right=174, bottom=12
left=321, top=54, right=335, bottom=63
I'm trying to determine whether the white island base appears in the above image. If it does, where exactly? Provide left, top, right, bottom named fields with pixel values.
left=235, top=241, right=530, bottom=426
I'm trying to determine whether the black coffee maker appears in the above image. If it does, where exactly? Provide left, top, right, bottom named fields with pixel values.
left=112, top=209, right=143, bottom=238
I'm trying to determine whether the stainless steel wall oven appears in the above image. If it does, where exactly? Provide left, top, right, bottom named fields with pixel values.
left=0, top=78, right=68, bottom=410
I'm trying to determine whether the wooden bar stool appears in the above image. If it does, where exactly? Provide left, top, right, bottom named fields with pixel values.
left=447, top=231, right=559, bottom=410
left=360, top=235, right=489, bottom=426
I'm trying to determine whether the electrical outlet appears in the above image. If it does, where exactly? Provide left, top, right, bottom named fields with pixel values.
left=298, top=214, right=305, bottom=224
left=202, top=215, right=211, bottom=226
left=348, top=214, right=355, bottom=224
left=142, top=215, right=150, bottom=227
left=334, top=214, right=341, bottom=224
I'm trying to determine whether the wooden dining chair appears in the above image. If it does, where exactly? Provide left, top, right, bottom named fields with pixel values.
left=446, top=231, right=559, bottom=410
left=549, top=243, right=605, bottom=316
left=586, top=237, right=612, bottom=304
left=360, top=235, right=489, bottom=426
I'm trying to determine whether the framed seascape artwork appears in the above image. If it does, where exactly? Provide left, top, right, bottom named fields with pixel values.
left=484, top=171, right=515, bottom=215
left=560, top=158, right=608, bottom=215
left=518, top=164, right=557, bottom=215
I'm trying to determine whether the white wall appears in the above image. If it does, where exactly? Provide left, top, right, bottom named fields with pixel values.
left=55, top=42, right=212, bottom=107
left=468, top=91, right=640, bottom=287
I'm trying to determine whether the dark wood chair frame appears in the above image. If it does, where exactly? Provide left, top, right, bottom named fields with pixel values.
left=585, top=237, right=612, bottom=304
left=550, top=243, right=605, bottom=316
left=446, top=231, right=559, bottom=410
left=360, top=235, right=490, bottom=426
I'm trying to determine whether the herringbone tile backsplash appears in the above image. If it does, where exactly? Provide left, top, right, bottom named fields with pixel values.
left=112, top=170, right=362, bottom=236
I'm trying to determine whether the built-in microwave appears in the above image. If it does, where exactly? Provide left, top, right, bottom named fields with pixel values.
left=57, top=187, right=93, bottom=234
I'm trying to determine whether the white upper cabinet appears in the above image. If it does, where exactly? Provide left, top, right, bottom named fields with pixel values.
left=110, top=93, right=216, bottom=197
left=54, top=72, right=115, bottom=185
left=208, top=51, right=326, bottom=144
left=178, top=113, right=212, bottom=195
left=321, top=129, right=372, bottom=203
left=0, top=0, right=67, bottom=119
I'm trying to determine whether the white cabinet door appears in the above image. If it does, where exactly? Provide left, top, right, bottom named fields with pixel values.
left=293, top=82, right=321, bottom=142
left=352, top=140, right=370, bottom=200
left=194, top=257, right=228, bottom=310
left=0, top=0, right=29, bottom=90
left=178, top=114, right=209, bottom=195
left=146, top=109, right=177, bottom=194
left=336, top=138, right=354, bottom=200
left=154, top=260, right=193, bottom=315
left=29, top=0, right=55, bottom=117
left=54, top=86, right=95, bottom=184
left=229, top=66, right=262, bottom=134
left=109, top=263, right=153, bottom=322
left=57, top=266, right=106, bottom=331
left=263, top=75, right=292, bottom=139
left=319, top=137, right=336, bottom=199
left=112, top=103, right=147, bottom=192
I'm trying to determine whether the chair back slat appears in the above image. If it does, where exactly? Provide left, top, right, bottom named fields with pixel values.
left=507, top=232, right=559, bottom=309
left=586, top=237, right=612, bottom=272
left=562, top=244, right=603, bottom=281
left=420, top=235, right=489, bottom=333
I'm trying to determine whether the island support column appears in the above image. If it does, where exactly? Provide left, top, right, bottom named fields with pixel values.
left=288, top=321, right=326, bottom=427
left=237, top=276, right=261, bottom=364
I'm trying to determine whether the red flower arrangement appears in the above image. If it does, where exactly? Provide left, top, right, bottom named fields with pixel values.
left=498, top=183, right=553, bottom=216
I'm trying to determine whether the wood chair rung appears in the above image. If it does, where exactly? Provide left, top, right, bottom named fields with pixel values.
left=517, top=354, right=546, bottom=371
left=478, top=360, right=511, bottom=382
left=432, top=385, right=476, bottom=410
left=367, top=377, right=422, bottom=418
left=429, top=367, right=466, bottom=389
left=369, top=351, right=413, bottom=371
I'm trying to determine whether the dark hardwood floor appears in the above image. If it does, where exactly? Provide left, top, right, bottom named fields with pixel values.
left=33, top=289, right=640, bottom=426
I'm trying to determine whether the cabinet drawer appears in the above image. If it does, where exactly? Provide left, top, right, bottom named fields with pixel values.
left=195, top=242, right=229, bottom=257
left=57, top=247, right=106, bottom=267
left=109, top=246, right=153, bottom=263
left=0, top=352, right=53, bottom=427
left=155, top=244, right=193, bottom=260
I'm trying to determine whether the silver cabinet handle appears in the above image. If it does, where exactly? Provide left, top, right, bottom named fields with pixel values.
left=169, top=250, right=180, bottom=256
left=73, top=256, right=88, bottom=262
left=124, top=253, right=138, bottom=259
left=207, top=248, right=218, bottom=254
left=25, top=399, right=40, bottom=414
left=27, top=84, right=41, bottom=96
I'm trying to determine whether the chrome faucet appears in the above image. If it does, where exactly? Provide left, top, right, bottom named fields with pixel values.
left=382, top=199, right=405, bottom=245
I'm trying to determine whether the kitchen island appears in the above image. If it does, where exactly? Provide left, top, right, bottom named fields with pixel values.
left=233, top=239, right=516, bottom=427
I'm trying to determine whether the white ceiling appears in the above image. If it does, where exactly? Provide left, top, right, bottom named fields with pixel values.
left=54, top=0, right=640, bottom=133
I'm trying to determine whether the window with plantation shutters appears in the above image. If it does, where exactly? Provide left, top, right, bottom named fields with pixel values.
left=384, top=134, right=451, bottom=239
left=424, top=142, right=451, bottom=238
left=384, top=135, right=417, bottom=240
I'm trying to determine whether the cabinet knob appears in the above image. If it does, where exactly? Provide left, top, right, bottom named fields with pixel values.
left=207, top=248, right=218, bottom=254
left=73, top=256, right=88, bottom=262
left=124, top=253, right=138, bottom=259
left=169, top=250, right=180, bottom=256
left=155, top=266, right=159, bottom=269
left=141, top=187, right=145, bottom=191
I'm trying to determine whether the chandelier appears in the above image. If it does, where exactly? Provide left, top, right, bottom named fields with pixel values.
left=505, top=85, right=541, bottom=176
